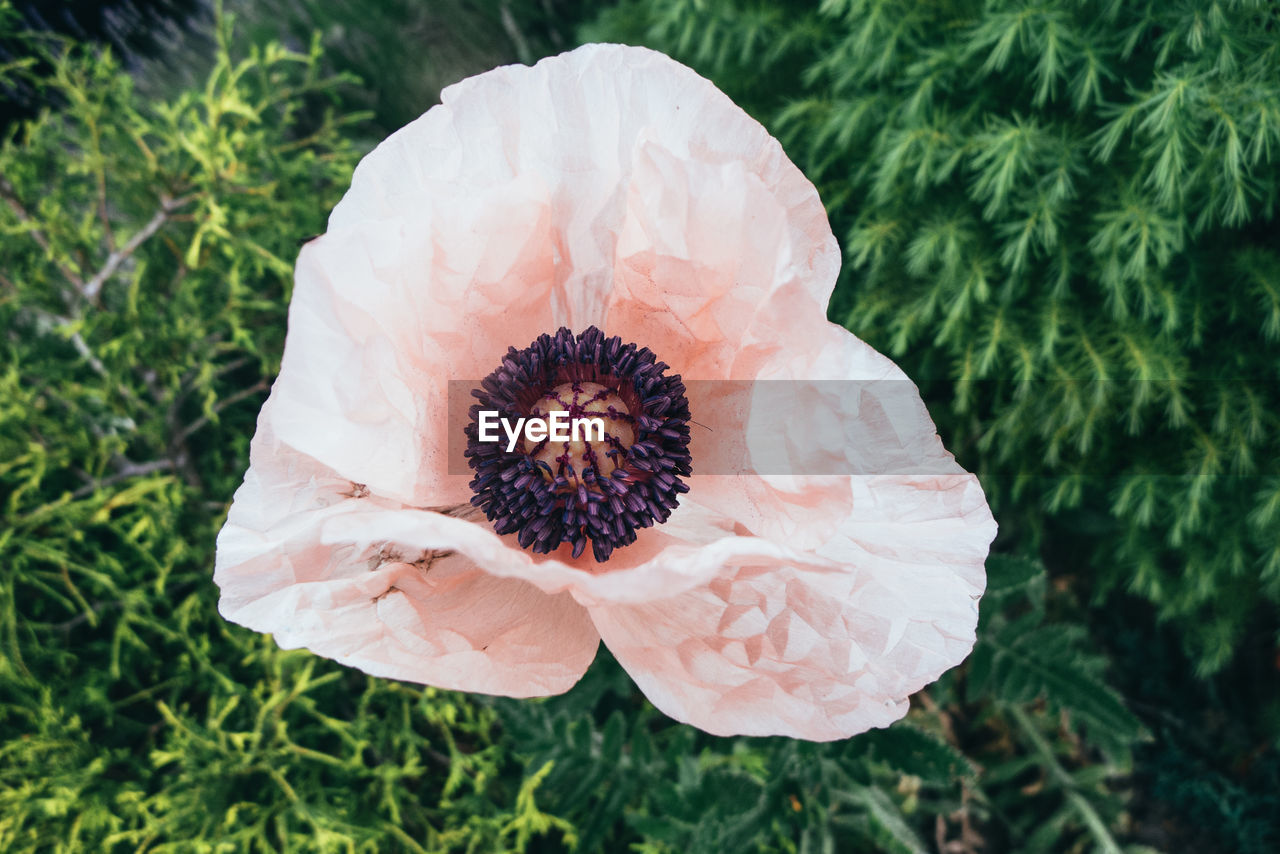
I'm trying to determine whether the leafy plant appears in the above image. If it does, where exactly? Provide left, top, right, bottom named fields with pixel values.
left=5, top=2, right=1269, bottom=852
left=586, top=0, right=1280, bottom=676
left=0, top=10, right=572, bottom=852
left=128, top=0, right=600, bottom=138
left=485, top=555, right=1148, bottom=854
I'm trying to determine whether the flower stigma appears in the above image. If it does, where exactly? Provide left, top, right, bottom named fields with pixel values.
left=465, top=327, right=691, bottom=563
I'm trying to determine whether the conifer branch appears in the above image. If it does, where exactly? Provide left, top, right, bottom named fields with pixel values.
left=175, top=380, right=271, bottom=444
left=0, top=175, right=87, bottom=293
left=72, top=458, right=177, bottom=500
left=82, top=194, right=194, bottom=303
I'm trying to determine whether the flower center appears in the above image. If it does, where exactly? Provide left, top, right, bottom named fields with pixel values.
left=465, top=327, right=691, bottom=563
left=529, top=381, right=636, bottom=486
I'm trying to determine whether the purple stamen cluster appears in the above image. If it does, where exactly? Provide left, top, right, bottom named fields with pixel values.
left=465, top=326, right=691, bottom=563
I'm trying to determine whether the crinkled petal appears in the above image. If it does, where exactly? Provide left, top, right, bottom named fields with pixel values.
left=215, top=404, right=599, bottom=697
left=747, top=322, right=962, bottom=478
left=678, top=319, right=969, bottom=551
left=320, top=500, right=842, bottom=609
left=602, top=120, right=839, bottom=381
left=589, top=564, right=911, bottom=741
left=814, top=473, right=994, bottom=700
left=272, top=189, right=561, bottom=504
left=587, top=329, right=995, bottom=739
left=588, top=474, right=994, bottom=740
left=269, top=44, right=839, bottom=500
left=329, top=44, right=834, bottom=340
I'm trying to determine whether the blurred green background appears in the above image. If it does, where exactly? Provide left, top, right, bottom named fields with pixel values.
left=2, top=0, right=1278, bottom=851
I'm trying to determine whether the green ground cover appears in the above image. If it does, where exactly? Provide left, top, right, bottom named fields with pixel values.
left=2, top=1, right=1277, bottom=851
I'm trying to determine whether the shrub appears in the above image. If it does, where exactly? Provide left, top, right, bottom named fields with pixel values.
left=5, top=2, right=1245, bottom=851
left=586, top=0, right=1280, bottom=675
left=0, top=12, right=564, bottom=852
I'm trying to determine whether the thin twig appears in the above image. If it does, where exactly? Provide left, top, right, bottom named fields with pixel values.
left=0, top=176, right=87, bottom=291
left=139, top=367, right=202, bottom=491
left=97, top=173, right=115, bottom=250
left=212, top=356, right=251, bottom=379
left=82, top=194, right=194, bottom=301
left=82, top=207, right=167, bottom=301
left=176, top=380, right=269, bottom=444
left=18, top=304, right=111, bottom=378
left=26, top=307, right=147, bottom=407
left=66, top=325, right=109, bottom=377
left=47, top=599, right=122, bottom=633
left=2, top=180, right=195, bottom=306
left=72, top=458, right=176, bottom=499
left=499, top=2, right=532, bottom=63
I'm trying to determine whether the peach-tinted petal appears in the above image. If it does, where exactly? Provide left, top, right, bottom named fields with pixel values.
left=603, top=133, right=839, bottom=381
left=321, top=500, right=841, bottom=608
left=677, top=377, right=854, bottom=555
left=215, top=403, right=599, bottom=697
left=586, top=342, right=994, bottom=740
left=814, top=474, right=994, bottom=700
left=589, top=474, right=993, bottom=740
left=272, top=44, right=835, bottom=504
left=675, top=319, right=968, bottom=553
left=589, top=563, right=912, bottom=741
left=746, top=322, right=962, bottom=480
left=271, top=190, right=561, bottom=504
left=328, top=44, right=826, bottom=344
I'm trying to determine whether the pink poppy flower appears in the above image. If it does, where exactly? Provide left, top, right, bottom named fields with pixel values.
left=214, top=44, right=996, bottom=741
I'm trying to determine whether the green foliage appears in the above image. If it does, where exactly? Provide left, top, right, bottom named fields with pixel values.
left=587, top=0, right=1280, bottom=675
left=135, top=0, right=596, bottom=137
left=585, top=0, right=1280, bottom=849
left=0, top=13, right=578, bottom=853
left=1144, top=739, right=1280, bottom=854
left=968, top=556, right=1144, bottom=764
left=4, top=2, right=1270, bottom=852
left=473, top=558, right=1151, bottom=854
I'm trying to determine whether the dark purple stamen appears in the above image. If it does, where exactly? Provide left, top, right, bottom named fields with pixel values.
left=464, top=326, right=691, bottom=563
